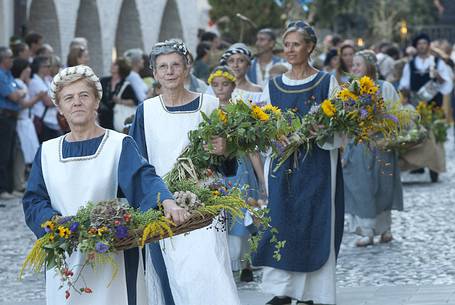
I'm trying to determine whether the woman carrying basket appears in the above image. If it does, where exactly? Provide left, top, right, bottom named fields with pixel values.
left=22, top=65, right=187, bottom=305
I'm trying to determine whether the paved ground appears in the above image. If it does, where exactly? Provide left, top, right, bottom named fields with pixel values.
left=1, top=129, right=454, bottom=304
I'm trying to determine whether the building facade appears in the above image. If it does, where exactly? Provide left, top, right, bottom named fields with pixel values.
left=0, top=0, right=210, bottom=75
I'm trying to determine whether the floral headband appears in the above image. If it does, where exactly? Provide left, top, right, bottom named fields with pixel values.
left=49, top=65, right=102, bottom=105
left=207, top=69, right=236, bottom=85
left=356, top=50, right=377, bottom=66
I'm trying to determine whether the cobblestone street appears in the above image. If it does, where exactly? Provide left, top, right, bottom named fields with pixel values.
left=1, top=130, right=454, bottom=304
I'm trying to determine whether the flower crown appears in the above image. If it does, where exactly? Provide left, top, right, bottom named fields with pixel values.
left=207, top=70, right=236, bottom=85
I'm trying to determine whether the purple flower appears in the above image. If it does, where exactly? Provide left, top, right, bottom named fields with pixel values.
left=69, top=222, right=79, bottom=233
left=384, top=114, right=399, bottom=124
left=115, top=226, right=129, bottom=239
left=44, top=226, right=52, bottom=233
left=95, top=242, right=109, bottom=253
left=360, top=108, right=368, bottom=119
left=58, top=216, right=72, bottom=224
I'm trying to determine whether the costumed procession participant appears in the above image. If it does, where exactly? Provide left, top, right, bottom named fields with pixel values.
left=335, top=43, right=355, bottom=84
left=252, top=21, right=344, bottom=305
left=22, top=65, right=188, bottom=305
left=247, top=28, right=286, bottom=87
left=208, top=65, right=265, bottom=282
left=129, top=39, right=241, bottom=305
left=398, top=33, right=453, bottom=182
left=220, top=42, right=263, bottom=104
left=342, top=50, right=403, bottom=247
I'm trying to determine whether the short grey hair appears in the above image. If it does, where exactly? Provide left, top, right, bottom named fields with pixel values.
left=0, top=47, right=12, bottom=64
left=124, top=48, right=144, bottom=64
left=149, top=39, right=190, bottom=71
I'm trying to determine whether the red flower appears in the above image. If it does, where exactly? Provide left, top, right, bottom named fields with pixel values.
left=114, top=220, right=121, bottom=226
left=84, top=288, right=92, bottom=294
left=123, top=214, right=132, bottom=223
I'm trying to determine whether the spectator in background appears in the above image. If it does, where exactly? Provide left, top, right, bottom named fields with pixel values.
left=336, top=43, right=355, bottom=83
left=124, top=48, right=148, bottom=102
left=184, top=52, right=208, bottom=93
left=69, top=37, right=88, bottom=50
left=0, top=47, right=27, bottom=200
left=11, top=58, right=43, bottom=193
left=99, top=57, right=138, bottom=131
left=35, top=44, right=54, bottom=58
left=200, top=31, right=224, bottom=69
left=67, top=46, right=90, bottom=67
left=11, top=42, right=30, bottom=61
left=376, top=42, right=395, bottom=81
left=323, top=48, right=339, bottom=74
left=29, top=56, right=60, bottom=142
left=193, top=41, right=211, bottom=82
left=24, top=32, right=43, bottom=59
left=247, top=28, right=285, bottom=87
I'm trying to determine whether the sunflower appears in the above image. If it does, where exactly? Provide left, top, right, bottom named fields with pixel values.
left=321, top=99, right=336, bottom=117
left=262, top=104, right=281, bottom=115
left=251, top=105, right=270, bottom=121
left=217, top=109, right=228, bottom=124
left=359, top=76, right=378, bottom=95
left=337, top=88, right=358, bottom=102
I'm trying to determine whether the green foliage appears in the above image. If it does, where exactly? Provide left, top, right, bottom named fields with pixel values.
left=208, top=0, right=286, bottom=43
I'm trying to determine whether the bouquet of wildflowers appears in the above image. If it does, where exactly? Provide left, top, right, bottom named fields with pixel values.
left=20, top=180, right=256, bottom=300
left=416, top=101, right=450, bottom=143
left=273, top=76, right=412, bottom=169
left=164, top=100, right=297, bottom=188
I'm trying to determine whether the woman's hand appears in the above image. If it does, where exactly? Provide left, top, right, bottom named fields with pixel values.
left=205, top=137, right=228, bottom=156
left=162, top=199, right=190, bottom=225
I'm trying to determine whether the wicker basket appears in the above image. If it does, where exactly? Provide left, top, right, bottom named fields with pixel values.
left=113, top=212, right=216, bottom=251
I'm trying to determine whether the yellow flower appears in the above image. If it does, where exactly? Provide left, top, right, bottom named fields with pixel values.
left=337, top=88, right=358, bottom=102
left=218, top=109, right=228, bottom=124
left=97, top=226, right=108, bottom=236
left=251, top=105, right=270, bottom=121
left=207, top=69, right=236, bottom=85
left=57, top=226, right=71, bottom=238
left=49, top=234, right=55, bottom=241
left=321, top=99, right=336, bottom=117
left=359, top=76, right=378, bottom=95
left=212, top=190, right=221, bottom=197
left=262, top=104, right=281, bottom=115
left=42, top=220, right=55, bottom=232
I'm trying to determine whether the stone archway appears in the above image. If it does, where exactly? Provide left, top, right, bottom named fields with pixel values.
left=158, top=0, right=184, bottom=41
left=115, top=0, right=143, bottom=57
left=75, top=0, right=103, bottom=75
left=28, top=0, right=61, bottom=55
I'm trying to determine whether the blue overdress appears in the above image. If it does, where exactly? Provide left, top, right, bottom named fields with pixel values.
left=252, top=72, right=345, bottom=272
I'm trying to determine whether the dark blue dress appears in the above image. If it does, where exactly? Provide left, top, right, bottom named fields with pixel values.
left=252, top=72, right=345, bottom=272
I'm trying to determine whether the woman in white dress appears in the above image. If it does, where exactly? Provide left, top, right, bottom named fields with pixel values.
left=23, top=65, right=187, bottom=305
left=129, top=39, right=241, bottom=305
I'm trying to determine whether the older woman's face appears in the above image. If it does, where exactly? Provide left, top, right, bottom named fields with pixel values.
left=226, top=53, right=249, bottom=78
left=283, top=31, right=313, bottom=66
left=352, top=55, right=368, bottom=77
left=57, top=79, right=99, bottom=128
left=154, top=52, right=188, bottom=90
